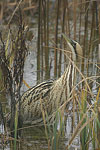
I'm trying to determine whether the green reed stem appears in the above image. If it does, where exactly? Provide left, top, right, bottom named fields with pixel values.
left=14, top=109, right=18, bottom=150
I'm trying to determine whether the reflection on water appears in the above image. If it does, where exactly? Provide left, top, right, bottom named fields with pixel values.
left=18, top=127, right=49, bottom=150
left=7, top=126, right=66, bottom=150
left=0, top=114, right=81, bottom=150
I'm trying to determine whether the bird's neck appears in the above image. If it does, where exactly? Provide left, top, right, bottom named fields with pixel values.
left=62, top=61, right=76, bottom=97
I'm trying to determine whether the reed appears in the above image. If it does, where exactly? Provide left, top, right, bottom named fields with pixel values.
left=37, top=0, right=41, bottom=83
left=65, top=81, right=100, bottom=149
left=0, top=10, right=28, bottom=136
left=58, top=0, right=66, bottom=77
left=14, top=108, right=18, bottom=150
left=54, top=0, right=60, bottom=78
left=0, top=0, right=100, bottom=149
left=80, top=88, right=88, bottom=150
left=73, top=0, right=77, bottom=40
left=45, top=0, right=50, bottom=80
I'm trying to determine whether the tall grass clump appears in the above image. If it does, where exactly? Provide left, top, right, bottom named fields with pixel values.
left=65, top=74, right=100, bottom=150
left=41, top=100, right=65, bottom=150
left=0, top=9, right=28, bottom=137
left=80, top=88, right=89, bottom=150
left=14, top=108, right=18, bottom=150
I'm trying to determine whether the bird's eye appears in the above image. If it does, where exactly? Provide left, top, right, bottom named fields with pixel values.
left=71, top=40, right=76, bottom=50
left=70, top=40, right=78, bottom=56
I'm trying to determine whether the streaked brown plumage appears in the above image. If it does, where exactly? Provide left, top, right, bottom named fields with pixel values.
left=7, top=34, right=83, bottom=126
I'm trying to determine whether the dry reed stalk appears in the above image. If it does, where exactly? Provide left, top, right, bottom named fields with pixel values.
left=64, top=0, right=70, bottom=69
left=88, top=1, right=95, bottom=55
left=40, top=1, right=44, bottom=82
left=98, top=2, right=100, bottom=43
left=7, top=0, right=23, bottom=27
left=45, top=0, right=50, bottom=80
left=66, top=110, right=94, bottom=150
left=42, top=0, right=48, bottom=80
left=79, top=0, right=82, bottom=42
left=0, top=2, right=3, bottom=21
left=97, top=88, right=100, bottom=146
left=97, top=1, right=100, bottom=145
left=66, top=0, right=70, bottom=37
left=58, top=0, right=66, bottom=77
left=37, top=0, right=41, bottom=83
left=54, top=0, right=60, bottom=77
left=73, top=0, right=77, bottom=40
left=83, top=0, right=89, bottom=56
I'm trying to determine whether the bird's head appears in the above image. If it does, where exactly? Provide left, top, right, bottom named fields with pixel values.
left=62, top=33, right=83, bottom=61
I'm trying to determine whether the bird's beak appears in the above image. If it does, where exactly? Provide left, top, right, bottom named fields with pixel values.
left=61, top=33, right=83, bottom=60
left=61, top=33, right=76, bottom=51
left=61, top=33, right=72, bottom=44
left=61, top=33, right=77, bottom=61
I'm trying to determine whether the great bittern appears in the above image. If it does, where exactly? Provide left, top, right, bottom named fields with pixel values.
left=7, top=34, right=83, bottom=126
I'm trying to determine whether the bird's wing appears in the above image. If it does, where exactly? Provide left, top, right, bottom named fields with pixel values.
left=21, top=79, right=55, bottom=104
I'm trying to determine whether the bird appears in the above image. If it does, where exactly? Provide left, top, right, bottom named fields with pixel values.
left=7, top=34, right=83, bottom=126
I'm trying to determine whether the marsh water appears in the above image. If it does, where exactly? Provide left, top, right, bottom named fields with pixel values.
left=0, top=1, right=100, bottom=150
